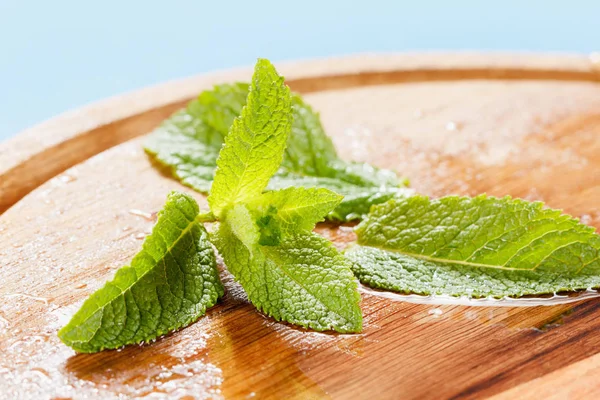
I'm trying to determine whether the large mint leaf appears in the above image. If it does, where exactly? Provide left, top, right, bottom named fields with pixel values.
left=144, top=83, right=408, bottom=222
left=144, top=100, right=221, bottom=192
left=213, top=204, right=362, bottom=333
left=58, top=192, right=224, bottom=353
left=282, top=94, right=338, bottom=175
left=198, top=82, right=249, bottom=136
left=207, top=59, right=292, bottom=217
left=346, top=195, right=600, bottom=298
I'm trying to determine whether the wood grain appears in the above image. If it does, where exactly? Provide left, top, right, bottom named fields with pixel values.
left=2, top=53, right=600, bottom=399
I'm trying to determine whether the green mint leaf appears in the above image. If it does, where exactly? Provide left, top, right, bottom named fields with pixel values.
left=267, top=174, right=412, bottom=221
left=144, top=100, right=221, bottom=192
left=281, top=93, right=338, bottom=175
left=346, top=195, right=600, bottom=298
left=144, top=83, right=407, bottom=222
left=198, top=82, right=249, bottom=136
left=225, top=203, right=261, bottom=252
left=58, top=192, right=224, bottom=353
left=207, top=59, right=292, bottom=217
left=248, top=187, right=343, bottom=239
left=212, top=206, right=362, bottom=332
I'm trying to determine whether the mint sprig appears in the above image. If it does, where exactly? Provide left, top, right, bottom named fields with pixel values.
left=60, top=59, right=363, bottom=353
left=208, top=59, right=292, bottom=217
left=61, top=58, right=600, bottom=354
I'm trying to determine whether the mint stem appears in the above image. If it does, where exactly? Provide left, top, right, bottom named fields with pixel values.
left=196, top=211, right=217, bottom=223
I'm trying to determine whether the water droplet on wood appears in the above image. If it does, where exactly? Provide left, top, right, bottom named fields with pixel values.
left=135, top=233, right=147, bottom=240
left=128, top=209, right=155, bottom=221
left=360, top=285, right=600, bottom=307
left=428, top=308, right=443, bottom=317
left=445, top=121, right=462, bottom=131
left=58, top=174, right=77, bottom=183
left=0, top=312, right=10, bottom=331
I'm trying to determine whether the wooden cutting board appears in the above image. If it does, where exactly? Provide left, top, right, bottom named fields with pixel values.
left=2, top=53, right=600, bottom=400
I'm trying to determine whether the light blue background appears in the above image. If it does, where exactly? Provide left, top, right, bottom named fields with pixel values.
left=1, top=0, right=599, bottom=141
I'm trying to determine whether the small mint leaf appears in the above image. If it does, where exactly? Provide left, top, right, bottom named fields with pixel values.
left=255, top=205, right=282, bottom=246
left=267, top=174, right=412, bottom=221
left=207, top=59, right=292, bottom=217
left=248, top=187, right=343, bottom=237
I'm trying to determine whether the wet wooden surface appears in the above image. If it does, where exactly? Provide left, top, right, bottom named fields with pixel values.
left=2, top=54, right=600, bottom=399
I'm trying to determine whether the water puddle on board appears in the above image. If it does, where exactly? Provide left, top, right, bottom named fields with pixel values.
left=359, top=285, right=600, bottom=331
left=359, top=285, right=600, bottom=307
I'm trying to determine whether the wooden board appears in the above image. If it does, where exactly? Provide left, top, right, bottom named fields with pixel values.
left=2, top=53, right=600, bottom=399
